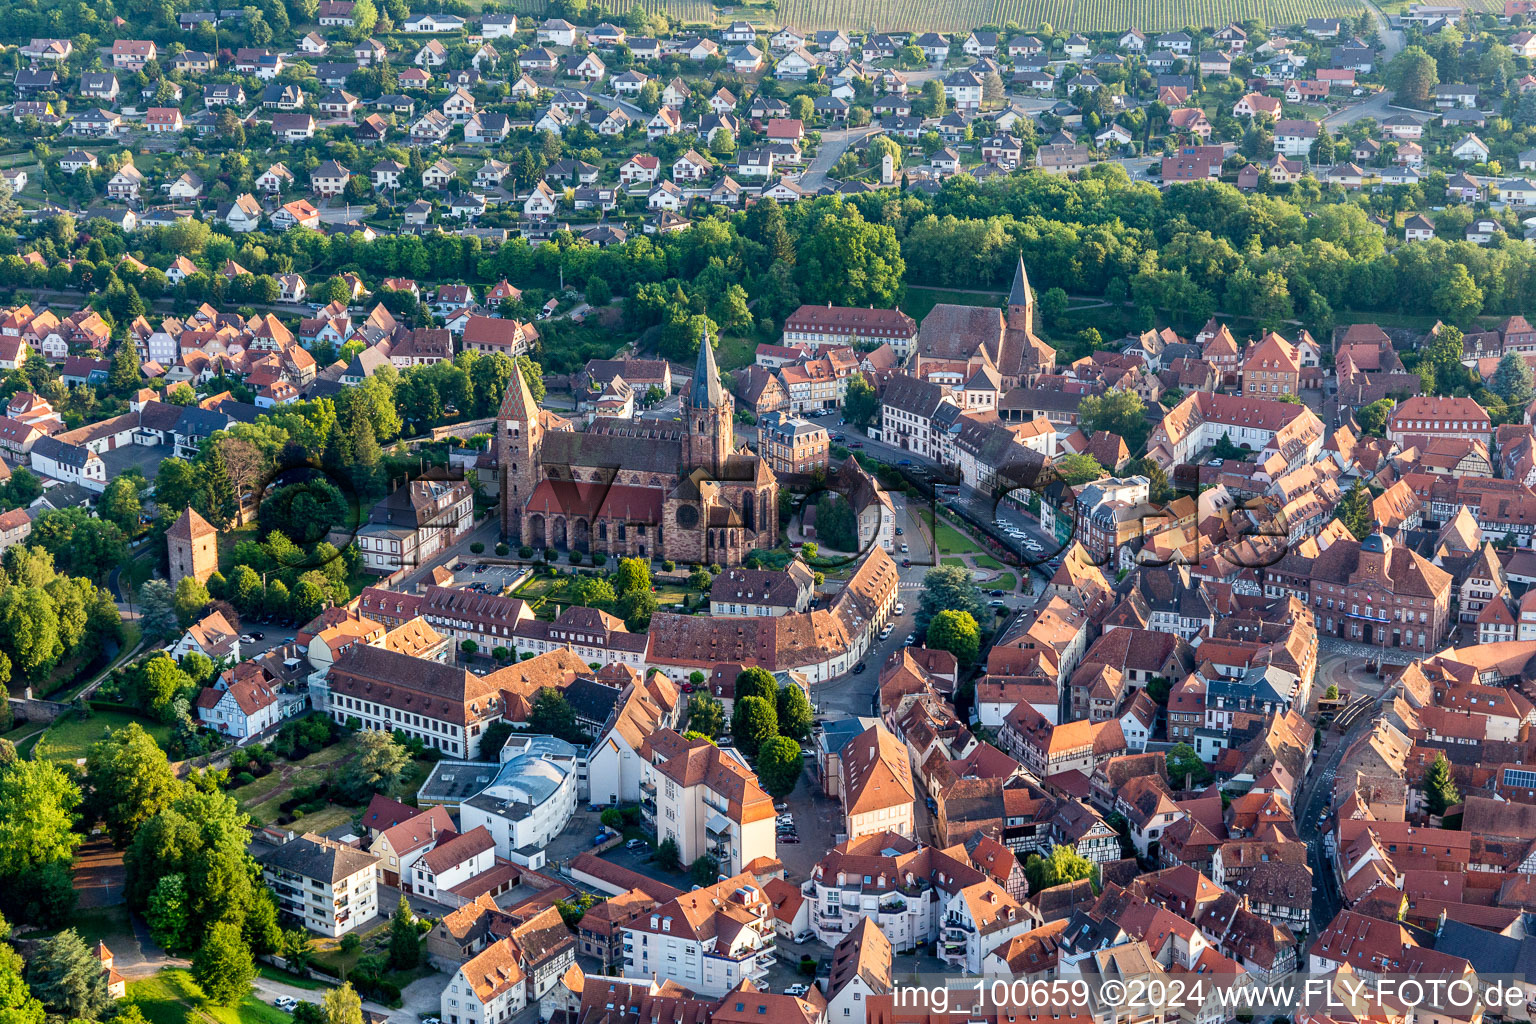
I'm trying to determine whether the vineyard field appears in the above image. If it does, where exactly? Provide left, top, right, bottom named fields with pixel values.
left=503, top=0, right=1369, bottom=33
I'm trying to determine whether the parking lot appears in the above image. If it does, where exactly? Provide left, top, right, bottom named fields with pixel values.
left=450, top=562, right=528, bottom=589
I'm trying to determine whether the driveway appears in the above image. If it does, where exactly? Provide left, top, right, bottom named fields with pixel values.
left=798, top=124, right=879, bottom=188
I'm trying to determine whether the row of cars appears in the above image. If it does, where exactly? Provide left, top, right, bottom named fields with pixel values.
left=776, top=809, right=800, bottom=844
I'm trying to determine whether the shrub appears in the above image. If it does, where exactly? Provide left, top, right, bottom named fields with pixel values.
left=233, top=771, right=256, bottom=788
left=495, top=542, right=509, bottom=556
left=663, top=560, right=676, bottom=571
left=600, top=808, right=623, bottom=828
left=545, top=547, right=558, bottom=562
left=470, top=542, right=485, bottom=554
left=519, top=546, right=534, bottom=559
left=340, top=933, right=362, bottom=953
left=569, top=550, right=583, bottom=564
left=592, top=551, right=607, bottom=566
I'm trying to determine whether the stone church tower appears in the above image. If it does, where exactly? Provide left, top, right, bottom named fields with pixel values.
left=498, top=362, right=543, bottom=542
left=681, top=332, right=733, bottom=475
left=1005, top=254, right=1035, bottom=337
left=167, top=507, right=217, bottom=586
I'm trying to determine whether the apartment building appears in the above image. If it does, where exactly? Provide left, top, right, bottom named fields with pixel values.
left=357, top=478, right=475, bottom=573
left=640, top=729, right=776, bottom=876
left=621, top=875, right=776, bottom=996
left=757, top=412, right=830, bottom=476
left=839, top=723, right=916, bottom=841
left=259, top=833, right=379, bottom=936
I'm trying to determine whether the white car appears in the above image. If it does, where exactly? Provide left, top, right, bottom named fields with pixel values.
left=274, top=998, right=298, bottom=1012
left=894, top=602, right=905, bottom=614
left=240, top=634, right=255, bottom=643
left=784, top=985, right=810, bottom=997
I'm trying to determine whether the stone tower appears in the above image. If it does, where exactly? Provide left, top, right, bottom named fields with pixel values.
left=498, top=362, right=543, bottom=541
left=681, top=332, right=733, bottom=476
left=167, top=507, right=217, bottom=587
left=1005, top=254, right=1034, bottom=337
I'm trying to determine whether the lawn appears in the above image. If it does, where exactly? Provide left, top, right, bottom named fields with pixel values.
left=992, top=573, right=1018, bottom=591
left=970, top=553, right=1005, bottom=571
left=714, top=333, right=758, bottom=372
left=514, top=570, right=694, bottom=620
left=40, top=904, right=137, bottom=953
left=310, top=920, right=435, bottom=1003
left=901, top=286, right=1002, bottom=325
left=33, top=709, right=173, bottom=764
left=128, top=970, right=293, bottom=1024
left=235, top=732, right=436, bottom=833
left=933, top=519, right=984, bottom=558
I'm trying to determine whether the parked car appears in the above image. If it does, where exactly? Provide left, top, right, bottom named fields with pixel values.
left=239, top=634, right=255, bottom=644
left=852, top=661, right=866, bottom=674
left=895, top=526, right=903, bottom=535
left=274, top=998, right=298, bottom=1013
left=625, top=839, right=647, bottom=851
left=784, top=985, right=810, bottom=997
left=248, top=631, right=264, bottom=640
left=774, top=802, right=788, bottom=812
left=894, top=602, right=905, bottom=614
left=793, top=930, right=815, bottom=944
left=780, top=835, right=801, bottom=843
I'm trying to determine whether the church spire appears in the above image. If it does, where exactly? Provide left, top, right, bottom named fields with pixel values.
left=1008, top=254, right=1032, bottom=309
left=498, top=358, right=539, bottom=422
left=690, top=327, right=725, bottom=409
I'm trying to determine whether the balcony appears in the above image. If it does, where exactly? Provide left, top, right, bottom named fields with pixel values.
left=879, top=898, right=907, bottom=914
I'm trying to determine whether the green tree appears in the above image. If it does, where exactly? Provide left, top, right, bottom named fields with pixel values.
left=1077, top=389, right=1149, bottom=453
left=1356, top=399, right=1393, bottom=437
left=202, top=442, right=239, bottom=529
left=1023, top=845, right=1097, bottom=895
left=146, top=873, right=192, bottom=951
left=618, top=590, right=658, bottom=632
left=814, top=494, right=859, bottom=551
left=138, top=579, right=179, bottom=637
left=0, top=754, right=81, bottom=884
left=529, top=687, right=582, bottom=741
left=0, top=939, right=43, bottom=1024
left=174, top=575, right=212, bottom=627
left=688, top=855, right=720, bottom=886
left=756, top=736, right=803, bottom=797
left=656, top=837, right=681, bottom=870
left=613, top=557, right=652, bottom=596
left=730, top=695, right=778, bottom=756
left=1425, top=752, right=1460, bottom=816
left=26, top=930, right=110, bottom=1021
left=1336, top=480, right=1373, bottom=541
left=842, top=374, right=879, bottom=427
left=109, top=338, right=142, bottom=392
left=341, top=730, right=409, bottom=800
left=775, top=684, right=813, bottom=742
left=85, top=722, right=179, bottom=848
left=30, top=508, right=127, bottom=579
left=927, top=609, right=982, bottom=663
left=323, top=983, right=364, bottom=1024
left=734, top=667, right=777, bottom=704
left=916, top=563, right=984, bottom=635
left=1166, top=742, right=1212, bottom=786
left=686, top=693, right=724, bottom=738
left=1385, top=46, right=1439, bottom=106
left=100, top=477, right=143, bottom=535
left=576, top=576, right=616, bottom=606
left=1054, top=453, right=1107, bottom=485
left=388, top=896, right=419, bottom=969
left=1433, top=264, right=1484, bottom=322
left=1493, top=351, right=1535, bottom=407
left=194, top=921, right=256, bottom=1006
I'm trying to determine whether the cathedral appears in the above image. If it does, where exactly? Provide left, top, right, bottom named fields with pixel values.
left=498, top=335, right=778, bottom=565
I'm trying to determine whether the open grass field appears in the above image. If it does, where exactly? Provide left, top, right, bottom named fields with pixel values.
left=901, top=286, right=1001, bottom=326
left=33, top=709, right=173, bottom=764
left=508, top=0, right=1367, bottom=33
left=129, top=970, right=294, bottom=1024
left=40, top=905, right=138, bottom=953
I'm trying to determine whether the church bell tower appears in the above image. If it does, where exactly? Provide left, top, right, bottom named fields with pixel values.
left=682, top=330, right=733, bottom=475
